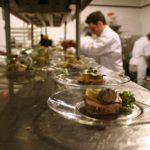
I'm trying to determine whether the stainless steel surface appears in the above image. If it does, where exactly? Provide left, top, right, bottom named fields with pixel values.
left=0, top=0, right=93, bottom=27
left=76, top=1, right=81, bottom=58
left=0, top=67, right=59, bottom=150
left=64, top=21, right=67, bottom=40
left=0, top=66, right=150, bottom=149
left=53, top=73, right=130, bottom=87
left=47, top=86, right=150, bottom=126
left=31, top=23, right=34, bottom=47
left=3, top=0, right=11, bottom=56
left=37, top=109, right=150, bottom=150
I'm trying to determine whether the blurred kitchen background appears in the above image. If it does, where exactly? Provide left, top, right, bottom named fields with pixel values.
left=0, top=0, right=150, bottom=88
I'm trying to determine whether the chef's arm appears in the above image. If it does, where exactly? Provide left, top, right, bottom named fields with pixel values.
left=80, top=36, right=115, bottom=57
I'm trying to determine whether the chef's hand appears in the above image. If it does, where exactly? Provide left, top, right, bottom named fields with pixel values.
left=61, top=40, right=76, bottom=49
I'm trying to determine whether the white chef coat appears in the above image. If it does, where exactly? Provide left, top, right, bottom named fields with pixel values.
left=80, top=25, right=124, bottom=75
left=129, top=36, right=150, bottom=85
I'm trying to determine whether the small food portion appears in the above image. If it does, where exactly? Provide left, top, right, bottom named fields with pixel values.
left=64, top=51, right=76, bottom=59
left=6, top=55, right=35, bottom=78
left=33, top=47, right=49, bottom=65
left=6, top=55, right=27, bottom=76
left=84, top=88, right=121, bottom=115
left=83, top=88, right=135, bottom=115
left=7, top=62, right=27, bottom=76
left=63, top=58, right=86, bottom=72
left=78, top=67, right=105, bottom=84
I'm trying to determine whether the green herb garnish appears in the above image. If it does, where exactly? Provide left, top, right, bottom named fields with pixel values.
left=119, top=91, right=135, bottom=107
left=26, top=64, right=34, bottom=71
left=85, top=67, right=97, bottom=74
left=119, top=91, right=135, bottom=115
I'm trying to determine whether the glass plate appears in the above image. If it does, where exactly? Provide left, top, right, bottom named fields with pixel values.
left=47, top=86, right=150, bottom=126
left=54, top=73, right=130, bottom=87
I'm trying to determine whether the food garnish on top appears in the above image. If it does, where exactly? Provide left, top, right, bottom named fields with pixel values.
left=119, top=91, right=136, bottom=114
left=6, top=55, right=35, bottom=77
left=78, top=67, right=105, bottom=84
left=33, top=47, right=49, bottom=65
left=63, top=58, right=86, bottom=70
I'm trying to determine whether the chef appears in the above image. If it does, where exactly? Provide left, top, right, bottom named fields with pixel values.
left=129, top=33, right=150, bottom=85
left=80, top=11, right=124, bottom=75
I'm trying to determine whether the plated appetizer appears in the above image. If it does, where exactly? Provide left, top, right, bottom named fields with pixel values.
left=64, top=51, right=76, bottom=59
left=6, top=55, right=35, bottom=78
left=83, top=88, right=135, bottom=115
left=63, top=58, right=86, bottom=72
left=7, top=63, right=35, bottom=77
left=33, top=47, right=49, bottom=65
left=78, top=67, right=105, bottom=84
left=7, top=62, right=27, bottom=76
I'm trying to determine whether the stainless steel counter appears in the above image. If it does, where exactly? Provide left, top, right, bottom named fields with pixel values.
left=37, top=109, right=150, bottom=150
left=0, top=66, right=150, bottom=150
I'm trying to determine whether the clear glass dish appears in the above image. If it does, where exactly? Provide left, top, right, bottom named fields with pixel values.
left=47, top=86, right=150, bottom=126
left=53, top=73, right=130, bottom=87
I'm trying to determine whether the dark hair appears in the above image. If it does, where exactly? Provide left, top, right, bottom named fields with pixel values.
left=147, top=33, right=150, bottom=40
left=85, top=11, right=106, bottom=25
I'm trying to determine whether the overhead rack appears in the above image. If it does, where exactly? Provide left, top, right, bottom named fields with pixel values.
left=0, top=0, right=92, bottom=57
left=0, top=0, right=92, bottom=27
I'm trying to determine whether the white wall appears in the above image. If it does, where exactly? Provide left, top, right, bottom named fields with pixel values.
left=0, top=9, right=26, bottom=52
left=10, top=14, right=25, bottom=27
left=81, top=6, right=141, bottom=36
left=141, top=0, right=150, bottom=6
left=46, top=0, right=143, bottom=41
left=46, top=19, right=76, bottom=42
left=46, top=5, right=141, bottom=41
left=0, top=0, right=150, bottom=47
left=140, top=0, right=150, bottom=35
left=91, top=0, right=141, bottom=6
left=141, top=6, right=150, bottom=35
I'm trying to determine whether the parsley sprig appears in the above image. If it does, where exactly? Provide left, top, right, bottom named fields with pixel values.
left=119, top=91, right=135, bottom=108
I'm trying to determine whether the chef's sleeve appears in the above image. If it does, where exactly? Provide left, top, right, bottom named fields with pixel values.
left=81, top=35, right=115, bottom=57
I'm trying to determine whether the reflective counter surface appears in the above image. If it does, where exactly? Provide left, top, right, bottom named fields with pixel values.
left=0, top=66, right=150, bottom=150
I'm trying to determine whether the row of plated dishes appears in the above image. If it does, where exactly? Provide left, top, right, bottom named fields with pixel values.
left=47, top=56, right=150, bottom=126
